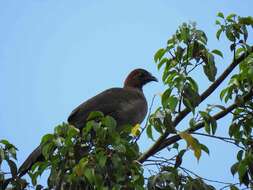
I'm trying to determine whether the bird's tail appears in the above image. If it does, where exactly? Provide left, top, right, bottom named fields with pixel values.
left=18, top=145, right=44, bottom=177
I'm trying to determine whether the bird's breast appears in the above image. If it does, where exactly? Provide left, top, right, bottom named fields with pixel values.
left=116, top=92, right=148, bottom=127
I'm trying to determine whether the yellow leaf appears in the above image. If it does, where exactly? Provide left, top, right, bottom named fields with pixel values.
left=179, top=132, right=202, bottom=161
left=179, top=132, right=194, bottom=147
left=74, top=164, right=83, bottom=176
left=131, top=124, right=141, bottom=136
left=194, top=147, right=201, bottom=161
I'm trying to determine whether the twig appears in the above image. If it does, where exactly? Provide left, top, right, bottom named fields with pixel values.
left=192, top=132, right=245, bottom=150
left=187, top=61, right=204, bottom=75
left=179, top=166, right=232, bottom=185
left=134, top=95, right=156, bottom=143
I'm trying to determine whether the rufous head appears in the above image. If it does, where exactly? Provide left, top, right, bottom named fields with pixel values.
left=124, top=68, right=158, bottom=89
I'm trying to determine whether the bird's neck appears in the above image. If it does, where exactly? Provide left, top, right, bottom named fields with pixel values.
left=123, top=85, right=143, bottom=92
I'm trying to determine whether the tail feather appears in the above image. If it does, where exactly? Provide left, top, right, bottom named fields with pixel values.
left=18, top=145, right=44, bottom=177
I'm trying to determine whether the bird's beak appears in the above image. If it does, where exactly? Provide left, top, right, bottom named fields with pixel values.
left=148, top=75, right=158, bottom=82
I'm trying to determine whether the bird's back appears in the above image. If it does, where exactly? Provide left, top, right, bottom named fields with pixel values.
left=68, top=87, right=148, bottom=128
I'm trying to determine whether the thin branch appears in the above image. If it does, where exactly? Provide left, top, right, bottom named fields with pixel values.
left=137, top=46, right=253, bottom=163
left=186, top=61, right=204, bottom=75
left=192, top=132, right=245, bottom=150
left=179, top=166, right=232, bottom=186
left=192, top=132, right=237, bottom=142
left=144, top=158, right=234, bottom=187
left=168, top=50, right=175, bottom=59
left=134, top=95, right=156, bottom=143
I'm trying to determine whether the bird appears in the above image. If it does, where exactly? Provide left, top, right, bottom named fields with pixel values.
left=18, top=68, right=157, bottom=177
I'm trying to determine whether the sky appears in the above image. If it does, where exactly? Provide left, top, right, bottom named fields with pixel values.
left=1, top=0, right=253, bottom=188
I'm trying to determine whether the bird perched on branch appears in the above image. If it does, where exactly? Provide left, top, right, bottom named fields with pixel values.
left=18, top=68, right=157, bottom=177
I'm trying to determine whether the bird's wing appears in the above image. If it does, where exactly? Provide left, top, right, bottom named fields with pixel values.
left=67, top=88, right=147, bottom=128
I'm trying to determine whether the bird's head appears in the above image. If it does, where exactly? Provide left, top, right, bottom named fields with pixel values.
left=124, top=68, right=158, bottom=90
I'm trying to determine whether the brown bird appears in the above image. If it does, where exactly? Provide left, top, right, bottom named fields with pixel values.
left=18, top=68, right=157, bottom=177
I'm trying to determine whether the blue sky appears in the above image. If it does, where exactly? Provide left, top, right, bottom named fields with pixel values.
left=1, top=0, right=253, bottom=188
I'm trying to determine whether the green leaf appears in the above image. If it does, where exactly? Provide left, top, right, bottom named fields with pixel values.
left=200, top=144, right=209, bottom=155
left=230, top=162, right=238, bottom=176
left=42, top=142, right=55, bottom=159
left=226, top=28, right=236, bottom=42
left=229, top=123, right=240, bottom=138
left=186, top=77, right=199, bottom=92
left=242, top=25, right=248, bottom=42
left=146, top=124, right=154, bottom=141
left=176, top=46, right=184, bottom=61
left=238, top=162, right=247, bottom=180
left=161, top=89, right=172, bottom=108
left=115, top=144, right=126, bottom=153
left=204, top=121, right=211, bottom=134
left=41, top=134, right=54, bottom=144
left=235, top=47, right=245, bottom=59
left=230, top=185, right=239, bottom=190
left=158, top=58, right=168, bottom=70
left=203, top=54, right=217, bottom=82
left=200, top=111, right=211, bottom=134
left=237, top=150, right=244, bottom=161
left=98, top=152, right=107, bottom=167
left=217, top=12, right=224, bottom=18
left=87, top=111, right=104, bottom=121
left=153, top=122, right=163, bottom=134
left=220, top=87, right=228, bottom=100
left=173, top=142, right=179, bottom=149
left=183, top=98, right=195, bottom=114
left=226, top=13, right=236, bottom=20
left=84, top=168, right=94, bottom=183
left=211, top=49, right=223, bottom=58
left=154, top=48, right=166, bottom=63
left=239, top=16, right=253, bottom=25
left=0, top=139, right=10, bottom=146
left=216, top=28, right=223, bottom=40
left=215, top=20, right=221, bottom=25
left=168, top=96, right=178, bottom=113
left=182, top=84, right=201, bottom=109
left=210, top=117, right=217, bottom=135
left=67, top=125, right=80, bottom=138
left=102, top=116, right=117, bottom=128
left=189, top=118, right=196, bottom=129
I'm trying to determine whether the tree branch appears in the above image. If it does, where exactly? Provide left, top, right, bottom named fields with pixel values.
left=138, top=68, right=253, bottom=163
left=173, top=45, right=253, bottom=127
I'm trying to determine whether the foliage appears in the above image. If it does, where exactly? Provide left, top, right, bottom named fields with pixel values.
left=0, top=140, right=27, bottom=189
left=30, top=113, right=144, bottom=190
left=1, top=13, right=253, bottom=189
